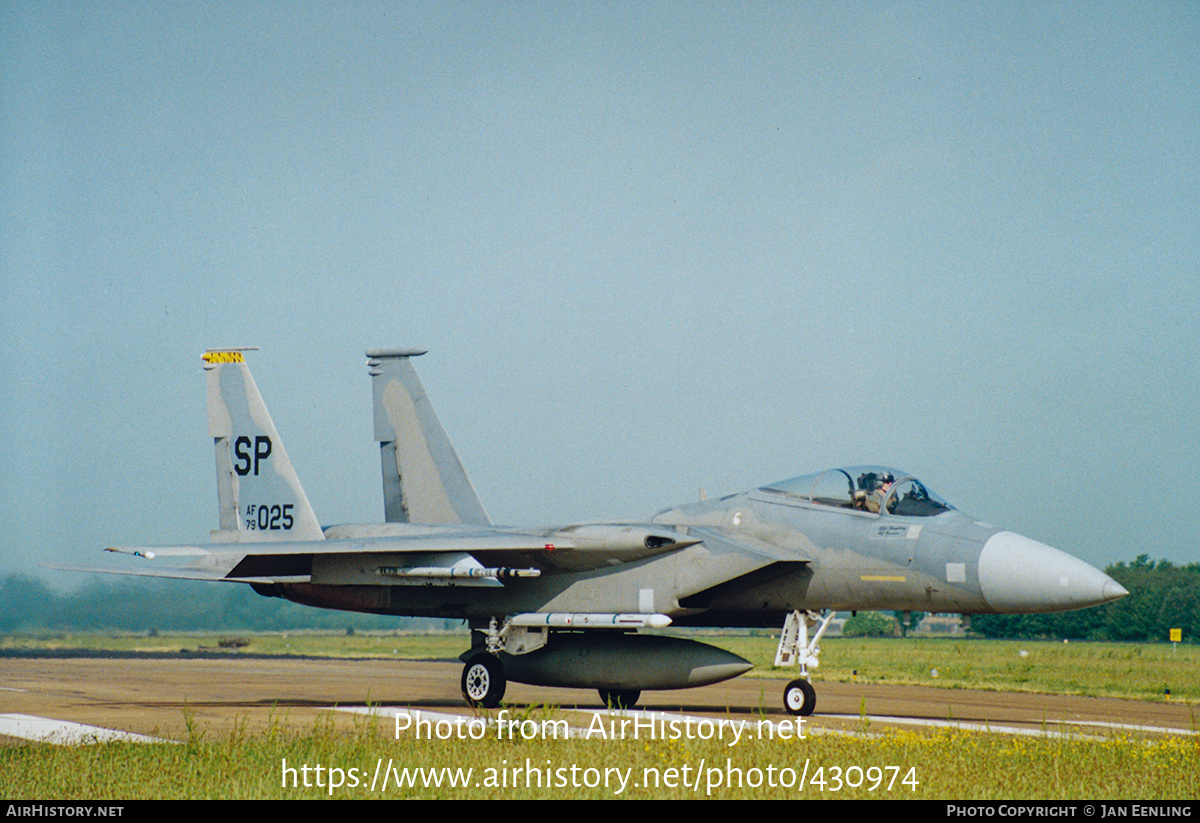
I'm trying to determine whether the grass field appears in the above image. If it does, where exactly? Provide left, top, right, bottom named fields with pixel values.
left=3, top=704, right=1196, bottom=799
left=3, top=632, right=1197, bottom=799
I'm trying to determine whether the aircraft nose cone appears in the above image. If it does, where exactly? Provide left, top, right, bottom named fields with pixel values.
left=978, top=531, right=1128, bottom=613
left=1103, top=578, right=1129, bottom=602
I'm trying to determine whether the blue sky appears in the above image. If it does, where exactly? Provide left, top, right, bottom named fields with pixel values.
left=2, top=2, right=1197, bottom=583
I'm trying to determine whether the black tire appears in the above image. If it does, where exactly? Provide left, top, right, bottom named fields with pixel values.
left=597, top=691, right=643, bottom=710
left=783, top=678, right=816, bottom=716
left=598, top=688, right=641, bottom=709
left=461, top=655, right=506, bottom=708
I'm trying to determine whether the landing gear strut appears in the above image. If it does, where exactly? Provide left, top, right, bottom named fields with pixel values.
left=461, top=654, right=506, bottom=708
left=775, top=609, right=835, bottom=716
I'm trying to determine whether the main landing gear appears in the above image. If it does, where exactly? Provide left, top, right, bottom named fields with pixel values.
left=598, top=688, right=640, bottom=709
left=775, top=609, right=835, bottom=716
left=461, top=654, right=505, bottom=708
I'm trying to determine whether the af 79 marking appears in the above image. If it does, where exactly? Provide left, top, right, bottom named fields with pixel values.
left=244, top=503, right=294, bottom=531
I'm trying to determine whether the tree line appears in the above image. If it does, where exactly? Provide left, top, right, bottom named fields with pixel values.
left=0, top=575, right=454, bottom=633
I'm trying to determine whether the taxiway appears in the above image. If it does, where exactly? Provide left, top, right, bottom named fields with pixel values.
left=1, top=654, right=1193, bottom=744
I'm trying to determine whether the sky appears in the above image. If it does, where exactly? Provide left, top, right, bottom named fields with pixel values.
left=2, top=2, right=1197, bottom=586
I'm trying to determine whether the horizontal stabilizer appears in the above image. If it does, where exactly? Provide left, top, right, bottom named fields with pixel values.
left=41, top=562, right=234, bottom=583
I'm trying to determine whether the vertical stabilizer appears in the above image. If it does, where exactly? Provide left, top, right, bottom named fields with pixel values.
left=366, top=348, right=491, bottom=525
left=203, top=349, right=324, bottom=542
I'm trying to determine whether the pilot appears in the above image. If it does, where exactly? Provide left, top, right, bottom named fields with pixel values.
left=863, top=472, right=895, bottom=513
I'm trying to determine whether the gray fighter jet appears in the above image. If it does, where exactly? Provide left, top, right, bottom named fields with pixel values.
left=83, top=348, right=1128, bottom=716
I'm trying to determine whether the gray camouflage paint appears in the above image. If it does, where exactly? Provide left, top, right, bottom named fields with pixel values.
left=77, top=349, right=1127, bottom=700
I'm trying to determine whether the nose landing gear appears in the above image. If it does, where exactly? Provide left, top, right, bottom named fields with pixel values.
left=783, top=678, right=817, bottom=716
left=775, top=609, right=835, bottom=716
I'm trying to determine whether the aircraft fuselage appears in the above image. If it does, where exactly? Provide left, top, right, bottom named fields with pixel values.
left=261, top=483, right=1120, bottom=628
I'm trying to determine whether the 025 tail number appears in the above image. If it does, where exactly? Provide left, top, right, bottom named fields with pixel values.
left=244, top=503, right=294, bottom=531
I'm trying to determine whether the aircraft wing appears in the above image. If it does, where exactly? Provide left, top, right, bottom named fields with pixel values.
left=55, top=524, right=700, bottom=587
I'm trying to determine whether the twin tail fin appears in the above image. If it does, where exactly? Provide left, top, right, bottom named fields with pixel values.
left=203, top=349, right=324, bottom=542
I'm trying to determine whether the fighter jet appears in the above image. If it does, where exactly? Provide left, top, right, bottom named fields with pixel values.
left=76, top=348, right=1128, bottom=716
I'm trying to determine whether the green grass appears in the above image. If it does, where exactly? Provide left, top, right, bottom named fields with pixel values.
left=730, top=636, right=1200, bottom=704
left=3, top=708, right=1196, bottom=799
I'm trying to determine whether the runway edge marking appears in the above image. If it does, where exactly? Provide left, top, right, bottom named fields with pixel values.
left=822, top=714, right=1199, bottom=739
left=0, top=713, right=175, bottom=745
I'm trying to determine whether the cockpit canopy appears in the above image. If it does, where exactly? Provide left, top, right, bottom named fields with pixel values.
left=762, top=466, right=953, bottom=517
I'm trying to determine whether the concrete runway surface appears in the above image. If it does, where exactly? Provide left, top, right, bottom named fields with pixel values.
left=1, top=654, right=1195, bottom=744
